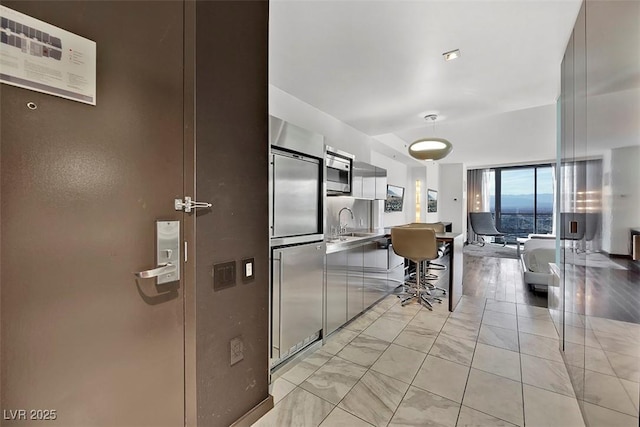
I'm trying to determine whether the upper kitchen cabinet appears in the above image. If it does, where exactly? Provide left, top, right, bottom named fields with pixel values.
left=270, top=116, right=324, bottom=159
left=352, top=161, right=387, bottom=200
left=375, top=167, right=387, bottom=200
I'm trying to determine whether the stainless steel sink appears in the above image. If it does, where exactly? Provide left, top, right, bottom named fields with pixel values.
left=326, top=232, right=380, bottom=245
left=340, top=232, right=377, bottom=238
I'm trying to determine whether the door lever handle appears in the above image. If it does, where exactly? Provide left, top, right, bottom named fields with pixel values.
left=135, top=263, right=177, bottom=279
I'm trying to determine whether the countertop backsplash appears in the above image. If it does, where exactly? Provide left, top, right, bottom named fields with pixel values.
left=326, top=197, right=371, bottom=236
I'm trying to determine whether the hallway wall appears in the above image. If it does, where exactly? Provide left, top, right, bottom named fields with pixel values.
left=193, top=2, right=270, bottom=426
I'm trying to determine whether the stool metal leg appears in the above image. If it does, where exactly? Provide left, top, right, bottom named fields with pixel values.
left=415, top=260, right=434, bottom=310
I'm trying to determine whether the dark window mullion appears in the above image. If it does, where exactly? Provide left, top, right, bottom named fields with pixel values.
left=533, top=166, right=538, bottom=233
left=495, top=168, right=502, bottom=232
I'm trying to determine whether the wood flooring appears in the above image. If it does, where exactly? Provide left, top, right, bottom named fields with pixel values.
left=583, top=261, right=640, bottom=323
left=463, top=253, right=548, bottom=308
left=464, top=251, right=640, bottom=323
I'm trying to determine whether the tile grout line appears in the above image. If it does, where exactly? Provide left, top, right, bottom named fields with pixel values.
left=453, top=297, right=486, bottom=427
left=383, top=299, right=452, bottom=425
left=291, top=298, right=399, bottom=424
left=321, top=295, right=423, bottom=426
left=563, top=314, right=639, bottom=423
left=516, top=303, right=527, bottom=427
left=383, top=299, right=450, bottom=425
left=308, top=298, right=393, bottom=427
left=454, top=298, right=533, bottom=427
left=469, top=298, right=530, bottom=427
left=571, top=366, right=639, bottom=418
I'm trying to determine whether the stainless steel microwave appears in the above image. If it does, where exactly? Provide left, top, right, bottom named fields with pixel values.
left=325, top=149, right=353, bottom=195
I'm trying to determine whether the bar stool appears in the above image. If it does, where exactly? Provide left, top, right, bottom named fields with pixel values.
left=391, top=226, right=442, bottom=310
left=406, top=222, right=448, bottom=296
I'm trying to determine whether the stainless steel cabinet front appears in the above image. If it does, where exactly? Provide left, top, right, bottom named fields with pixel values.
left=272, top=152, right=321, bottom=238
left=375, top=167, right=387, bottom=200
left=326, top=251, right=348, bottom=335
left=273, top=242, right=324, bottom=356
left=347, top=246, right=364, bottom=321
left=352, top=161, right=376, bottom=200
left=363, top=241, right=389, bottom=309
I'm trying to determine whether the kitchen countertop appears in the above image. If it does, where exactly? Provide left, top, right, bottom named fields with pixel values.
left=325, top=228, right=462, bottom=254
left=326, top=227, right=465, bottom=312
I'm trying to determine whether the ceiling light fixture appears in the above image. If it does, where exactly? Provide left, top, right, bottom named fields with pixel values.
left=443, top=49, right=460, bottom=61
left=408, top=114, right=453, bottom=161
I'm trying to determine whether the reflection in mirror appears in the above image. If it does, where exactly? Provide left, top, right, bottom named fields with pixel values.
left=557, top=1, right=640, bottom=425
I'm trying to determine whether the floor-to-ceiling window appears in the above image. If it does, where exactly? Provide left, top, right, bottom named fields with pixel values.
left=485, top=164, right=554, bottom=241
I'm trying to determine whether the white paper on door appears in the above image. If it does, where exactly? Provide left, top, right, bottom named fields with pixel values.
left=0, top=5, right=96, bottom=105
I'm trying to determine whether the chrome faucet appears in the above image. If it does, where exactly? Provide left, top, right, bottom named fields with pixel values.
left=338, top=207, right=354, bottom=239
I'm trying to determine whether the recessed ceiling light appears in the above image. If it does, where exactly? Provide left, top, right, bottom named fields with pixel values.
left=443, top=49, right=460, bottom=61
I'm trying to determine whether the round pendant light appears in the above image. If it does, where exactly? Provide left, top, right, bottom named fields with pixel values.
left=408, top=114, right=453, bottom=161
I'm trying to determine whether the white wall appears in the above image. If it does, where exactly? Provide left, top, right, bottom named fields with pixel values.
left=408, top=163, right=440, bottom=224
left=439, top=164, right=467, bottom=236
left=602, top=146, right=640, bottom=255
left=371, top=151, right=410, bottom=226
left=425, top=162, right=440, bottom=223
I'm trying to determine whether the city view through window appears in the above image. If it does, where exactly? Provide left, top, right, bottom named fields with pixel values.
left=487, top=166, right=554, bottom=241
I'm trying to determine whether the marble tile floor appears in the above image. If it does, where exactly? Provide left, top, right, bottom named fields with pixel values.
left=252, top=293, right=638, bottom=427
left=554, top=311, right=640, bottom=426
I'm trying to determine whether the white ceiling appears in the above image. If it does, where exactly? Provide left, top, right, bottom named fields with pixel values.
left=269, top=0, right=583, bottom=165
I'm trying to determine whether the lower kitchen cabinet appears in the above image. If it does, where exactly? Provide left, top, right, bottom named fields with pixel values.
left=326, top=237, right=401, bottom=335
left=363, top=240, right=389, bottom=309
left=326, top=251, right=347, bottom=335
left=272, top=242, right=325, bottom=359
left=347, top=246, right=364, bottom=321
left=388, top=243, right=405, bottom=288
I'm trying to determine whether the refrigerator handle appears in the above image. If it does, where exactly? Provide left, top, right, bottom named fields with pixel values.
left=270, top=155, right=276, bottom=236
left=272, top=251, right=283, bottom=358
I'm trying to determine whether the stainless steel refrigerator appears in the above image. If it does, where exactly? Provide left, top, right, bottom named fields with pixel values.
left=270, top=149, right=323, bottom=245
left=271, top=241, right=325, bottom=360
left=269, top=147, right=325, bottom=363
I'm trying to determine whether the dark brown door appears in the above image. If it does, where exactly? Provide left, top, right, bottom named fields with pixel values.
left=1, top=2, right=185, bottom=426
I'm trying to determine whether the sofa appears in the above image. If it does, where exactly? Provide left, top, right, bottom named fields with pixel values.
left=520, top=238, right=555, bottom=292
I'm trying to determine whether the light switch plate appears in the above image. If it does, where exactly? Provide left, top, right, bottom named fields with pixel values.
left=241, top=258, right=255, bottom=283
